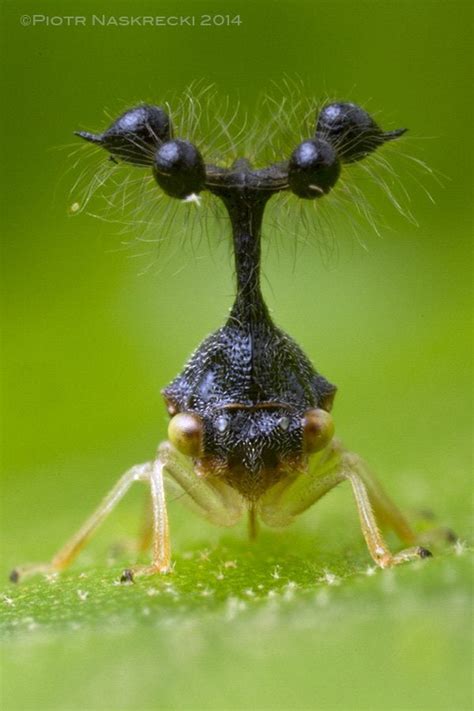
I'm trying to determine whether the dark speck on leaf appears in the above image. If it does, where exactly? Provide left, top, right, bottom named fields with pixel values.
left=418, top=547, right=433, bottom=559
left=120, top=569, right=135, bottom=584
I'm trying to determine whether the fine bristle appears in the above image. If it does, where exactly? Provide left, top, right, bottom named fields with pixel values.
left=67, top=81, right=436, bottom=271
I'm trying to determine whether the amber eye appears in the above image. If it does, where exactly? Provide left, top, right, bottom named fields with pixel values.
left=168, top=412, right=203, bottom=457
left=302, top=408, right=335, bottom=453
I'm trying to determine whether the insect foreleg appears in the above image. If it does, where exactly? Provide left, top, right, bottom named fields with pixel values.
left=121, top=457, right=171, bottom=580
left=259, top=443, right=346, bottom=527
left=137, top=442, right=245, bottom=567
left=157, top=442, right=244, bottom=528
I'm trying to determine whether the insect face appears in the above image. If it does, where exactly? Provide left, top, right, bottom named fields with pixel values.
left=192, top=406, right=305, bottom=499
left=168, top=404, right=334, bottom=499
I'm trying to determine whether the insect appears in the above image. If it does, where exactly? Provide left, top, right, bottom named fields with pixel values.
left=11, top=98, right=433, bottom=583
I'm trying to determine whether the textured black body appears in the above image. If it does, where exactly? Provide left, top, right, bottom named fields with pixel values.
left=163, top=161, right=336, bottom=498
left=164, top=311, right=335, bottom=498
left=164, top=315, right=334, bottom=414
left=76, top=103, right=404, bottom=500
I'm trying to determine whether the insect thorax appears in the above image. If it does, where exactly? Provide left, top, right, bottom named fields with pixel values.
left=163, top=295, right=336, bottom=499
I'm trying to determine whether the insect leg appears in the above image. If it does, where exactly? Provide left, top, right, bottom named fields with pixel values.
left=260, top=440, right=431, bottom=568
left=158, top=441, right=244, bottom=528
left=131, top=442, right=244, bottom=576
left=121, top=457, right=171, bottom=580
left=137, top=496, right=154, bottom=553
left=259, top=442, right=346, bottom=527
left=342, top=452, right=416, bottom=545
left=342, top=453, right=431, bottom=568
left=10, top=462, right=151, bottom=582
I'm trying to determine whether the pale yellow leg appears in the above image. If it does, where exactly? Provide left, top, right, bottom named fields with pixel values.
left=11, top=443, right=244, bottom=583
left=157, top=442, right=244, bottom=528
left=343, top=464, right=430, bottom=568
left=260, top=439, right=431, bottom=569
left=10, top=462, right=151, bottom=582
left=259, top=444, right=346, bottom=526
left=122, top=443, right=244, bottom=580
left=137, top=497, right=154, bottom=553
left=122, top=459, right=171, bottom=580
left=345, top=452, right=416, bottom=545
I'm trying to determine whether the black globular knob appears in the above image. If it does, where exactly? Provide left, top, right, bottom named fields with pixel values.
left=153, top=139, right=206, bottom=199
left=288, top=138, right=340, bottom=199
left=317, top=102, right=407, bottom=163
left=75, top=105, right=171, bottom=166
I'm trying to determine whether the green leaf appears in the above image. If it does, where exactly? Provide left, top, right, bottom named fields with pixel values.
left=1, top=492, right=472, bottom=711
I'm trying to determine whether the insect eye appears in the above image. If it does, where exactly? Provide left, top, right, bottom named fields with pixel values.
left=302, top=408, right=335, bottom=453
left=76, top=105, right=171, bottom=166
left=168, top=412, right=203, bottom=457
left=316, top=102, right=406, bottom=163
left=153, top=139, right=206, bottom=199
left=288, top=138, right=340, bottom=199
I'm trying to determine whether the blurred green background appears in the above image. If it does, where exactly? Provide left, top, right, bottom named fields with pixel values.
left=0, top=1, right=472, bottom=710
